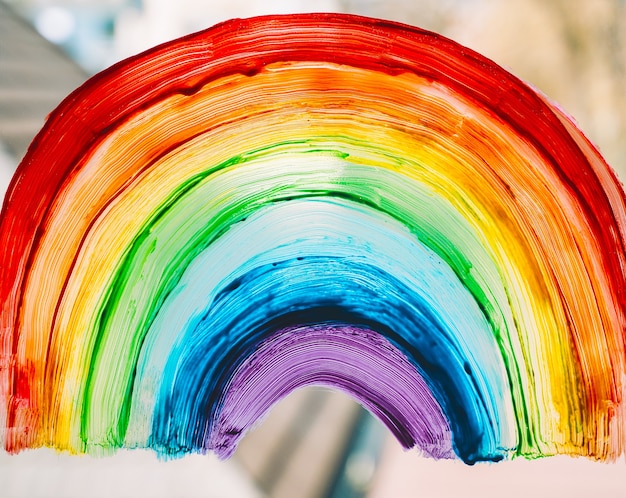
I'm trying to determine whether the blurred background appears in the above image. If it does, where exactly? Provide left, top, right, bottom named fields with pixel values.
left=0, top=1, right=625, bottom=497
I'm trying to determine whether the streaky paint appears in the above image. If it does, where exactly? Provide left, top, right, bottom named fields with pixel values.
left=0, top=14, right=625, bottom=464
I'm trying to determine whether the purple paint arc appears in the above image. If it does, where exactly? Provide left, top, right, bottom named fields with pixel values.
left=211, top=324, right=453, bottom=459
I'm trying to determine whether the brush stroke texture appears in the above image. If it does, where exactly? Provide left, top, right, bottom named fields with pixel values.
left=0, top=14, right=625, bottom=464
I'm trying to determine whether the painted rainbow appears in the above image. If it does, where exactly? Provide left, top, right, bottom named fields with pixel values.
left=1, top=14, right=625, bottom=465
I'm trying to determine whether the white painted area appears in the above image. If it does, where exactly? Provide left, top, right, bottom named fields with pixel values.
left=0, top=449, right=263, bottom=498
left=368, top=436, right=626, bottom=497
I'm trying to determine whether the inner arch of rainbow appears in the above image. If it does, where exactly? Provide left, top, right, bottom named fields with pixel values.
left=1, top=14, right=625, bottom=465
